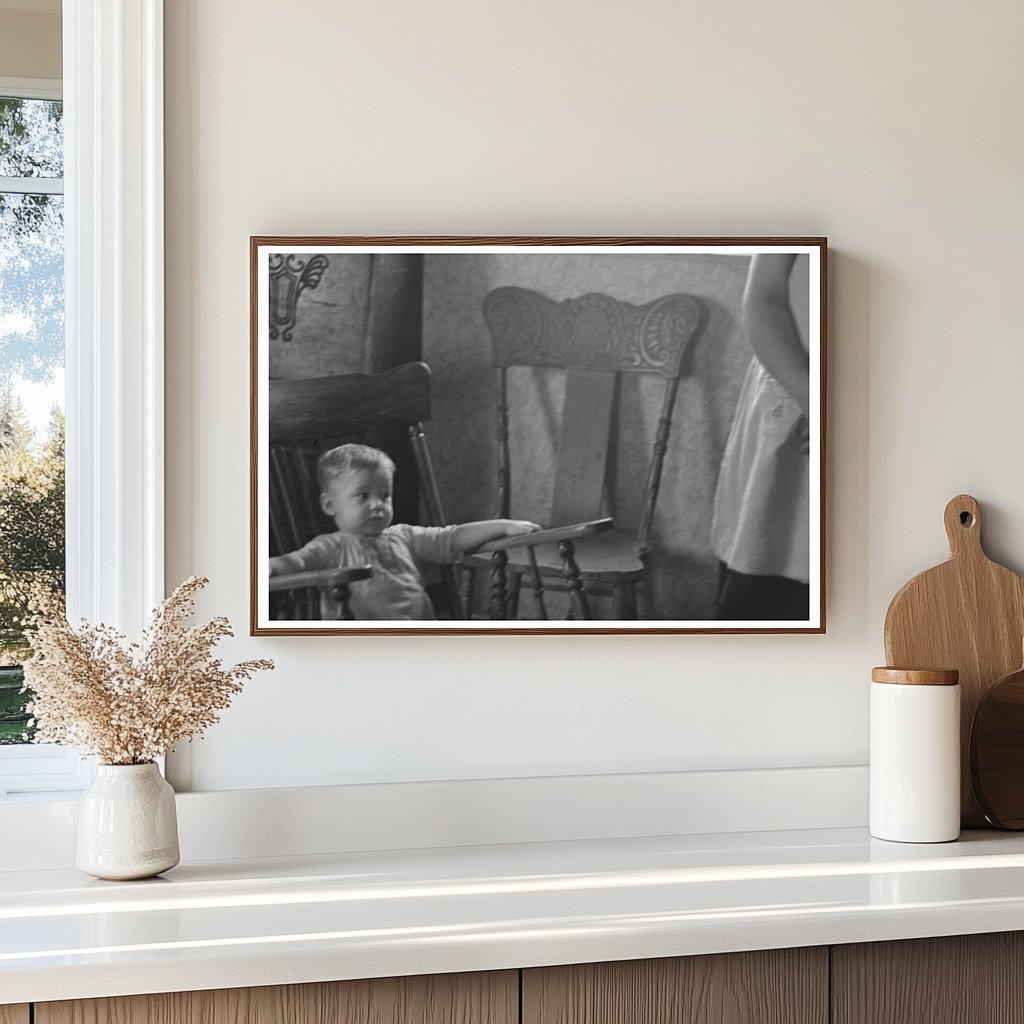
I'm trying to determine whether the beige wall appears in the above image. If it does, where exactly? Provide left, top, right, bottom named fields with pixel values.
left=165, top=0, right=1024, bottom=790
left=0, top=9, right=60, bottom=80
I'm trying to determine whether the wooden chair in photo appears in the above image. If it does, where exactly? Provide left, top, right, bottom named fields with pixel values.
left=472, top=517, right=614, bottom=621
left=267, top=360, right=612, bottom=622
left=267, top=361, right=462, bottom=620
left=268, top=566, right=372, bottom=622
left=461, top=287, right=704, bottom=620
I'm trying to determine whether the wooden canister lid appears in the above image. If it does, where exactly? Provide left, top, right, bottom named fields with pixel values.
left=871, top=667, right=959, bottom=686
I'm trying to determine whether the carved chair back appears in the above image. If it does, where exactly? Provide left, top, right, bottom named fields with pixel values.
left=482, top=288, right=703, bottom=557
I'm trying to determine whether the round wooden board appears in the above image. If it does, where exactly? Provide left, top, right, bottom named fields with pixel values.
left=971, top=662, right=1024, bottom=829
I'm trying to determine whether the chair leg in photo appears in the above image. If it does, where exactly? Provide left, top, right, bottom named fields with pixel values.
left=330, top=582, right=355, bottom=621
left=558, top=539, right=592, bottom=621
left=458, top=564, right=476, bottom=619
left=526, top=548, right=549, bottom=620
left=490, top=549, right=510, bottom=620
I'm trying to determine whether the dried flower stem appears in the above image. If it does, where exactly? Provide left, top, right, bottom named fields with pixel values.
left=23, top=577, right=273, bottom=765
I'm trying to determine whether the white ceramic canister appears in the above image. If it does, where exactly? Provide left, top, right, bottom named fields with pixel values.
left=870, top=667, right=960, bottom=843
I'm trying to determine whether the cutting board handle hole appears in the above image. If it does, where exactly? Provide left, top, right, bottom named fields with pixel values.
left=960, top=511, right=974, bottom=527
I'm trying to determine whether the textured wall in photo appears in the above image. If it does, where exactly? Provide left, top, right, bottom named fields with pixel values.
left=269, top=254, right=425, bottom=381
left=269, top=254, right=372, bottom=380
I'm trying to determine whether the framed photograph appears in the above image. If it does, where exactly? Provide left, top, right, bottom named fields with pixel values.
left=250, top=236, right=826, bottom=635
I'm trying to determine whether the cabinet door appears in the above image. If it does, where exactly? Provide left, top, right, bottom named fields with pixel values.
left=523, top=949, right=828, bottom=1024
left=36, top=971, right=517, bottom=1024
left=0, top=1007, right=29, bottom=1024
left=832, top=932, right=1024, bottom=1024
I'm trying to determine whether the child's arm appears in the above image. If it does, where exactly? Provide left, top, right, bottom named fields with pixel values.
left=450, top=519, right=541, bottom=554
left=269, top=553, right=305, bottom=576
left=269, top=535, right=338, bottom=576
left=742, top=252, right=809, bottom=416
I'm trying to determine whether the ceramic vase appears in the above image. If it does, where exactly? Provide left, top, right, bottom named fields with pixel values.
left=75, top=762, right=180, bottom=880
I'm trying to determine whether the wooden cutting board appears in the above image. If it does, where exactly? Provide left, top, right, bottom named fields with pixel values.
left=884, top=494, right=1024, bottom=827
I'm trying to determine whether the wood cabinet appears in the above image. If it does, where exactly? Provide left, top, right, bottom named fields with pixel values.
left=522, top=948, right=827, bottom=1024
left=521, top=935, right=1024, bottom=1024
left=832, top=932, right=1024, bottom=1024
left=35, top=972, right=517, bottom=1024
left=17, top=933, right=1024, bottom=1024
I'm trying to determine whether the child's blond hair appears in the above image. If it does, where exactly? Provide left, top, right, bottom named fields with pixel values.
left=317, top=443, right=395, bottom=490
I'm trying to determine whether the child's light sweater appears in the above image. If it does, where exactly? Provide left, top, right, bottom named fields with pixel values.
left=291, top=524, right=457, bottom=620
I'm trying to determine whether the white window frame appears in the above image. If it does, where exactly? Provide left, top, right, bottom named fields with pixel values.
left=0, top=78, right=63, bottom=192
left=0, top=0, right=164, bottom=799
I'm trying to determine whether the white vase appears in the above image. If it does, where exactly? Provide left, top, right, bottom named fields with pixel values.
left=76, top=762, right=180, bottom=880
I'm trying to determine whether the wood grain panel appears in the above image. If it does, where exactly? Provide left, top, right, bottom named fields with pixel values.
left=884, top=493, right=1024, bottom=826
left=37, top=971, right=517, bottom=1024
left=523, top=949, right=828, bottom=1024
left=550, top=369, right=615, bottom=525
left=268, top=361, right=433, bottom=444
left=0, top=1006, right=29, bottom=1024
left=833, top=933, right=1024, bottom=1024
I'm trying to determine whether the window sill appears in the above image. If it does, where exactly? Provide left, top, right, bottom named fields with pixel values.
left=0, top=790, right=85, bottom=804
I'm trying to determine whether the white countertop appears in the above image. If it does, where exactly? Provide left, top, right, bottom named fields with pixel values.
left=5, top=825, right=1024, bottom=1004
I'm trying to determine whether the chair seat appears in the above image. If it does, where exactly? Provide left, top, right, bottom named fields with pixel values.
left=463, top=528, right=644, bottom=584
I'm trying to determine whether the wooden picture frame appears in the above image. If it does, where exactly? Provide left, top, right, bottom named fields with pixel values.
left=250, top=236, right=827, bottom=635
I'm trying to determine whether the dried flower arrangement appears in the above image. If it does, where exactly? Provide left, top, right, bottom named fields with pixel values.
left=23, top=576, right=273, bottom=765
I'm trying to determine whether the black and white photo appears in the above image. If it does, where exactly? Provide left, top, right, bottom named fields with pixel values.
left=250, top=237, right=826, bottom=634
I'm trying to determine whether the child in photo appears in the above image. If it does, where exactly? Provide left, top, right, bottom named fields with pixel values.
left=269, top=443, right=539, bottom=620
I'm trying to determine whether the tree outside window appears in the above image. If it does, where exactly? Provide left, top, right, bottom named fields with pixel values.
left=0, top=94, right=65, bottom=744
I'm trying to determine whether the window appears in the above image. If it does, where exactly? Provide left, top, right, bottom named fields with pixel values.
left=0, top=78, right=82, bottom=797
left=0, top=84, right=65, bottom=739
left=0, top=3, right=166, bottom=800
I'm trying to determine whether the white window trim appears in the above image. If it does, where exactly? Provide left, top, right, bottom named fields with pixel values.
left=0, top=175, right=63, bottom=194
left=0, top=76, right=61, bottom=100
left=0, top=1, right=165, bottom=798
left=0, top=79, right=64, bottom=234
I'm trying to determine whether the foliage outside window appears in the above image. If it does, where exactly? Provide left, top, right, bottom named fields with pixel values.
left=0, top=95, right=65, bottom=744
